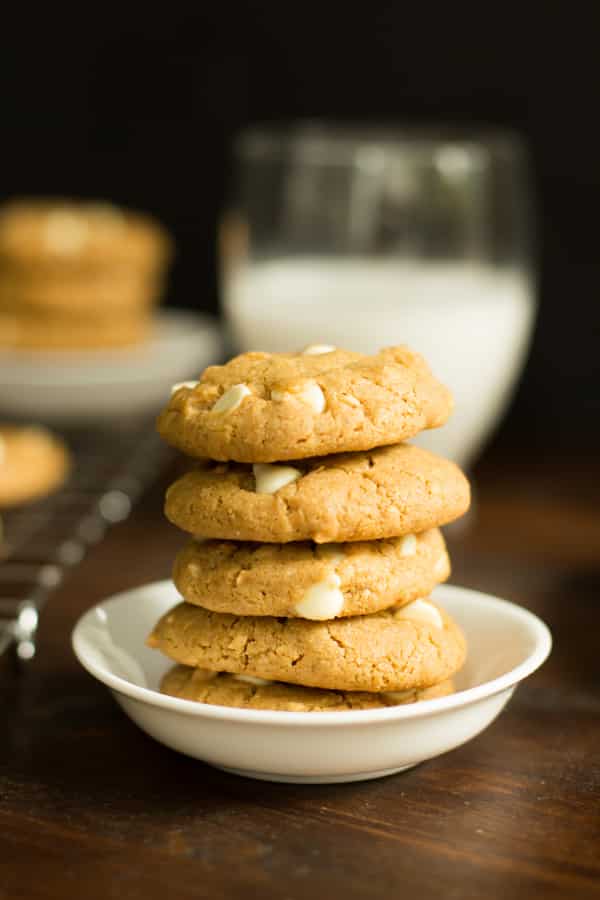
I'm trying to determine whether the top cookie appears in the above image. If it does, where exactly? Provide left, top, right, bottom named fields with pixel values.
left=157, top=346, right=453, bottom=462
left=0, top=199, right=171, bottom=272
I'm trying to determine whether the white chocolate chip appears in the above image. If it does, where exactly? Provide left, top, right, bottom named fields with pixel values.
left=397, top=599, right=443, bottom=629
left=44, top=212, right=89, bottom=254
left=434, top=554, right=449, bottom=577
left=253, top=463, right=301, bottom=495
left=233, top=674, right=272, bottom=686
left=316, top=543, right=346, bottom=563
left=399, top=534, right=417, bottom=557
left=271, top=381, right=326, bottom=413
left=212, top=383, right=251, bottom=412
left=302, top=344, right=336, bottom=355
left=170, top=380, right=198, bottom=395
left=295, top=573, right=344, bottom=620
left=299, top=382, right=326, bottom=412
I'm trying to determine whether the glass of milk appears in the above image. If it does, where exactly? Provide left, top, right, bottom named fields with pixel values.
left=221, top=124, right=536, bottom=467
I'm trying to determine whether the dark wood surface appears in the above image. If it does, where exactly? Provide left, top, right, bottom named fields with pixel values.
left=2, top=446, right=599, bottom=900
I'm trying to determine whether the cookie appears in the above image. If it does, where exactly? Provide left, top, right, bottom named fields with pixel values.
left=0, top=425, right=70, bottom=507
left=0, top=268, right=162, bottom=316
left=147, top=598, right=466, bottom=692
left=0, top=311, right=152, bottom=350
left=156, top=346, right=453, bottom=463
left=173, top=529, right=450, bottom=619
left=0, top=199, right=171, bottom=271
left=165, top=443, right=470, bottom=543
left=161, top=665, right=455, bottom=711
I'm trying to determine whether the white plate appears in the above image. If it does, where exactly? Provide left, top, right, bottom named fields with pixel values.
left=0, top=310, right=222, bottom=422
left=72, top=581, right=551, bottom=784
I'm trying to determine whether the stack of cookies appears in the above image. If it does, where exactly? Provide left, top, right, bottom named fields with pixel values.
left=148, top=346, right=470, bottom=712
left=0, top=199, right=171, bottom=350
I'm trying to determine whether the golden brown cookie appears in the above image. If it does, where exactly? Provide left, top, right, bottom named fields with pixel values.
left=0, top=311, right=152, bottom=350
left=173, top=529, right=450, bottom=619
left=0, top=425, right=70, bottom=507
left=0, top=268, right=162, bottom=316
left=147, top=599, right=466, bottom=692
left=165, top=443, right=470, bottom=543
left=157, top=346, right=452, bottom=463
left=0, top=199, right=171, bottom=271
left=161, top=665, right=455, bottom=711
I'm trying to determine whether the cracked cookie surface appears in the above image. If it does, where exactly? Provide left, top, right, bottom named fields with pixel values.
left=161, top=665, right=455, bottom=711
left=147, top=600, right=466, bottom=692
left=165, top=443, right=470, bottom=543
left=157, top=346, right=453, bottom=463
left=173, top=529, right=450, bottom=618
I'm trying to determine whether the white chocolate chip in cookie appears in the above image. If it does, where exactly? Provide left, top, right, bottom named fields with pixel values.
left=170, top=381, right=198, bottom=395
left=316, top=543, right=346, bottom=563
left=212, top=383, right=251, bottom=412
left=233, top=674, right=272, bottom=686
left=397, top=599, right=443, bottom=629
left=295, top=572, right=345, bottom=620
left=302, top=344, right=336, bottom=355
left=271, top=380, right=326, bottom=413
left=253, top=463, right=301, bottom=495
left=300, top=382, right=326, bottom=413
left=399, top=534, right=417, bottom=557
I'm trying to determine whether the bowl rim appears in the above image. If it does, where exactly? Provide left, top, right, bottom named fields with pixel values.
left=72, top=580, right=552, bottom=728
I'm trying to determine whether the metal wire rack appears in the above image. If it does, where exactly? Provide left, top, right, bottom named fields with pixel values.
left=0, top=421, right=173, bottom=661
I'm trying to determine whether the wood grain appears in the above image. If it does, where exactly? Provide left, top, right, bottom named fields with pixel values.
left=1, top=451, right=599, bottom=900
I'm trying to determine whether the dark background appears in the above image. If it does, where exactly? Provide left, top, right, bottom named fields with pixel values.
left=1, top=6, right=598, bottom=448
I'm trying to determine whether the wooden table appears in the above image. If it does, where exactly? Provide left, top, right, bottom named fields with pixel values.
left=2, top=447, right=599, bottom=899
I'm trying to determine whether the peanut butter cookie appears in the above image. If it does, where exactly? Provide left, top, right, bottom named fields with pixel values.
left=161, top=665, right=455, bottom=711
left=157, top=346, right=452, bottom=462
left=165, top=443, right=470, bottom=543
left=173, top=529, right=450, bottom=619
left=148, top=598, right=466, bottom=692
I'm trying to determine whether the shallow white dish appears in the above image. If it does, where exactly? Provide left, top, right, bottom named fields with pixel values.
left=0, top=310, right=222, bottom=423
left=72, top=581, right=551, bottom=784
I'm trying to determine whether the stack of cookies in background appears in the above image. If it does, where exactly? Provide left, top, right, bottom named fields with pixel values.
left=148, top=346, right=470, bottom=712
left=0, top=199, right=172, bottom=350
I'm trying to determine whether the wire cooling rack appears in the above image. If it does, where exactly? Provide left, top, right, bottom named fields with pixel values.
left=0, top=421, right=173, bottom=661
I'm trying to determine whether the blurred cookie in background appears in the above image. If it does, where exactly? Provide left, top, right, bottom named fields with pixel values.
left=0, top=425, right=70, bottom=507
left=0, top=199, right=172, bottom=350
left=0, top=310, right=151, bottom=350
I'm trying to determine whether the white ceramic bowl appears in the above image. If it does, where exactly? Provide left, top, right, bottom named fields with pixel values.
left=72, top=581, right=551, bottom=784
left=0, top=310, right=222, bottom=423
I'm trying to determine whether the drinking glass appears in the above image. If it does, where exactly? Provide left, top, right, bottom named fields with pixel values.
left=220, top=123, right=535, bottom=466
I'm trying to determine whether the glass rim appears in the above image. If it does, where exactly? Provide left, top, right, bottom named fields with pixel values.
left=235, top=120, right=528, bottom=166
